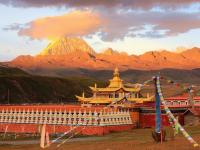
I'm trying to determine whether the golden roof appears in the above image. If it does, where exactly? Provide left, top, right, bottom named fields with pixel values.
left=76, top=95, right=154, bottom=104
left=108, top=67, right=123, bottom=88
left=89, top=87, right=140, bottom=92
left=76, top=67, right=149, bottom=105
left=89, top=67, right=140, bottom=92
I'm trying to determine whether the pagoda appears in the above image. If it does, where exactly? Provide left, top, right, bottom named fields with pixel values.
left=76, top=68, right=154, bottom=105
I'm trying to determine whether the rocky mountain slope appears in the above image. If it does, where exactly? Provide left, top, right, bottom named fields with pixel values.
left=39, top=37, right=95, bottom=55
left=5, top=37, right=200, bottom=72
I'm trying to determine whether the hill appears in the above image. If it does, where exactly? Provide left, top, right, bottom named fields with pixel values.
left=13, top=67, right=200, bottom=84
left=1, top=66, right=200, bottom=104
left=0, top=64, right=28, bottom=76
left=0, top=66, right=106, bottom=104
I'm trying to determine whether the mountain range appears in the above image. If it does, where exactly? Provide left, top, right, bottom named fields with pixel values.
left=2, top=37, right=200, bottom=104
left=1, top=37, right=200, bottom=78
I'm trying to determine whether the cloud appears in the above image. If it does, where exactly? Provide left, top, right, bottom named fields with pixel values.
left=101, top=11, right=200, bottom=40
left=0, top=0, right=199, bottom=10
left=3, top=1, right=200, bottom=41
left=15, top=10, right=102, bottom=40
left=3, top=23, right=24, bottom=31
left=5, top=10, right=200, bottom=41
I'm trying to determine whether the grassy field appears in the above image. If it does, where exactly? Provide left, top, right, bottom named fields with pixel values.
left=1, top=126, right=200, bottom=150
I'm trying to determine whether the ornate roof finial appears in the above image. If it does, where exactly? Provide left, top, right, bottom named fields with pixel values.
left=94, top=83, right=97, bottom=89
left=108, top=67, right=123, bottom=88
left=114, top=67, right=119, bottom=77
left=82, top=92, right=85, bottom=98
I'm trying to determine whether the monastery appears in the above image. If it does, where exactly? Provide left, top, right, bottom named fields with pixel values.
left=76, top=67, right=154, bottom=105
left=0, top=68, right=199, bottom=136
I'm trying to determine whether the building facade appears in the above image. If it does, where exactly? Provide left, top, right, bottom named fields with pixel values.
left=76, top=68, right=154, bottom=105
left=0, top=68, right=198, bottom=136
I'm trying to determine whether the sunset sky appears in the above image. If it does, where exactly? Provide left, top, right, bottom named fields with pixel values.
left=1, top=1, right=200, bottom=61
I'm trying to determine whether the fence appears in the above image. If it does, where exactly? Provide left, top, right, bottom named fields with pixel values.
left=0, top=108, right=132, bottom=126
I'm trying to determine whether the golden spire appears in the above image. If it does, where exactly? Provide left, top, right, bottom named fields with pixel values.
left=113, top=67, right=119, bottom=77
left=108, top=67, right=123, bottom=88
left=82, top=92, right=85, bottom=98
left=94, top=83, right=97, bottom=89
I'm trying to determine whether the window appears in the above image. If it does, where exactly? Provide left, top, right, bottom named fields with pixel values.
left=181, top=101, right=186, bottom=105
left=173, top=101, right=179, bottom=105
left=115, top=93, right=119, bottom=98
left=166, top=101, right=171, bottom=105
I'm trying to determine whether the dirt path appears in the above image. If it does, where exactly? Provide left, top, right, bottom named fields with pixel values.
left=0, top=127, right=200, bottom=150
left=0, top=136, right=108, bottom=145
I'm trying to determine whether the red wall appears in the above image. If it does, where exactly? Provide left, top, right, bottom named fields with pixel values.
left=130, top=112, right=139, bottom=126
left=0, top=123, right=135, bottom=136
left=139, top=113, right=184, bottom=128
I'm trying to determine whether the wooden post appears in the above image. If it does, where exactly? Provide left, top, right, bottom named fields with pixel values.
left=93, top=109, right=98, bottom=126
left=83, top=110, right=87, bottom=125
left=88, top=110, right=92, bottom=125
left=189, top=87, right=194, bottom=109
left=78, top=110, right=82, bottom=125
left=73, top=110, right=77, bottom=125
left=7, top=89, right=10, bottom=104
left=40, top=124, right=46, bottom=149
left=49, top=109, right=52, bottom=124
left=63, top=110, right=67, bottom=125
left=68, top=110, right=72, bottom=125
left=153, top=76, right=163, bottom=143
left=3, top=125, right=8, bottom=139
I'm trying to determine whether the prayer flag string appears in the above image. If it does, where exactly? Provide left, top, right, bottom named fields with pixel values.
left=156, top=76, right=199, bottom=147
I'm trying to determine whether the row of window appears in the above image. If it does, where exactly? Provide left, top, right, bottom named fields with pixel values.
left=166, top=100, right=200, bottom=106
left=96, top=93, right=137, bottom=98
left=166, top=101, right=188, bottom=105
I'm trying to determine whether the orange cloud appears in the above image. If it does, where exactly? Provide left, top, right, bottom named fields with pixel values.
left=18, top=10, right=102, bottom=40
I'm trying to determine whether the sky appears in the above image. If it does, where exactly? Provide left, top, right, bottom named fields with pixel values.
left=1, top=0, right=200, bottom=61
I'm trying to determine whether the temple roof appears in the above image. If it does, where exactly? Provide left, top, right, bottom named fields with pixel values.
left=90, top=67, right=139, bottom=92
left=89, top=87, right=140, bottom=92
left=76, top=95, right=154, bottom=104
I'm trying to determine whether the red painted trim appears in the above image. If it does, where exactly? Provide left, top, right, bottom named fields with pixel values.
left=0, top=124, right=135, bottom=135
